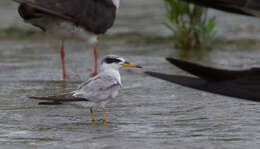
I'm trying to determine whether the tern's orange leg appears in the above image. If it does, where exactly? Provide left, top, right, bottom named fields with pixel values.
left=60, top=40, right=67, bottom=79
left=102, top=108, right=109, bottom=123
left=91, top=43, right=98, bottom=77
left=90, top=107, right=98, bottom=123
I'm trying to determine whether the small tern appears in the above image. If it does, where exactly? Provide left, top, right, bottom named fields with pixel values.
left=30, top=55, right=142, bottom=123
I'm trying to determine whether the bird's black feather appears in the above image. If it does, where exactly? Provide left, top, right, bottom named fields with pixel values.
left=182, top=0, right=256, bottom=16
left=145, top=57, right=260, bottom=102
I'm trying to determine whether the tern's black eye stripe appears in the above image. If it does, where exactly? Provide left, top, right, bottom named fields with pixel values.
left=105, top=58, right=122, bottom=64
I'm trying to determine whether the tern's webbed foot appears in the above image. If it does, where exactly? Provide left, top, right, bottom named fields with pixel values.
left=103, top=119, right=110, bottom=124
left=92, top=119, right=98, bottom=124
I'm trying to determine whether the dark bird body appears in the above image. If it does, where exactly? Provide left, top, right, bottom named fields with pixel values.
left=146, top=58, right=260, bottom=102
left=14, top=0, right=119, bottom=79
left=16, top=0, right=116, bottom=34
left=182, top=0, right=260, bottom=17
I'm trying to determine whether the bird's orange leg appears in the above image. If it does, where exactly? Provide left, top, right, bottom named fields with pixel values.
left=90, top=107, right=98, bottom=123
left=60, top=40, right=67, bottom=79
left=91, top=43, right=99, bottom=77
left=102, top=108, right=109, bottom=123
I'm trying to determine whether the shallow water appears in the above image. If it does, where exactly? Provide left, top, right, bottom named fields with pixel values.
left=1, top=39, right=260, bottom=149
left=1, top=0, right=260, bottom=149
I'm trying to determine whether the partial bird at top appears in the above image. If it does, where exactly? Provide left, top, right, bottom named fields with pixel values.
left=14, top=0, right=120, bottom=79
left=182, top=0, right=260, bottom=17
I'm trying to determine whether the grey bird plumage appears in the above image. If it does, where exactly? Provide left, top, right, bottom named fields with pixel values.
left=31, top=74, right=121, bottom=103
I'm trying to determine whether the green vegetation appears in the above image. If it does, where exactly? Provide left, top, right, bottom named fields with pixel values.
left=164, top=0, right=216, bottom=50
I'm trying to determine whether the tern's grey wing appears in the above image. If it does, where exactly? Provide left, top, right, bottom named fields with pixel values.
left=14, top=0, right=116, bottom=34
left=74, top=75, right=121, bottom=101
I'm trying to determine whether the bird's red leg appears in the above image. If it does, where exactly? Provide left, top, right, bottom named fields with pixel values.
left=91, top=43, right=98, bottom=76
left=60, top=40, right=67, bottom=79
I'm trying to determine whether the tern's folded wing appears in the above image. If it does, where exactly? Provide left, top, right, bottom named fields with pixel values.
left=74, top=75, right=121, bottom=101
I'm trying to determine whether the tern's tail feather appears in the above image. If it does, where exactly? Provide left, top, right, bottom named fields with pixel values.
left=29, top=92, right=87, bottom=102
left=166, top=57, right=250, bottom=81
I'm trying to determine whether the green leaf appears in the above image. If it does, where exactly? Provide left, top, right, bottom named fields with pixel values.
left=163, top=0, right=216, bottom=50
